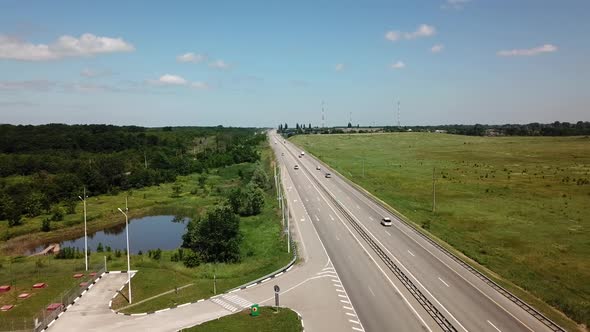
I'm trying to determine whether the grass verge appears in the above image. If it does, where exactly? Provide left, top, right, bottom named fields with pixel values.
left=181, top=307, right=302, bottom=332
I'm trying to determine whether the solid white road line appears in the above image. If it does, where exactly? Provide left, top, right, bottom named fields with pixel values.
left=333, top=173, right=535, bottom=332
left=407, top=250, right=415, bottom=257
left=487, top=320, right=502, bottom=332
left=438, top=277, right=450, bottom=288
left=298, top=167, right=434, bottom=332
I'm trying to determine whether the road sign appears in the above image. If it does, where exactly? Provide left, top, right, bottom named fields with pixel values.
left=274, top=285, right=280, bottom=293
left=250, top=304, right=260, bottom=317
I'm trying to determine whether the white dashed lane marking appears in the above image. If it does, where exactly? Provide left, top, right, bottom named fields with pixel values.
left=487, top=320, right=502, bottom=332
left=407, top=250, right=415, bottom=257
left=438, top=277, right=450, bottom=288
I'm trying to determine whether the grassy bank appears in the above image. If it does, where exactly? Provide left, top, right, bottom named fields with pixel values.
left=181, top=307, right=302, bottom=332
left=111, top=186, right=291, bottom=313
left=292, top=133, right=589, bottom=330
left=109, top=145, right=292, bottom=313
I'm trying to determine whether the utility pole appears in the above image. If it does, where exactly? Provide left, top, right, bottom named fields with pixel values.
left=432, top=167, right=436, bottom=213
left=397, top=100, right=401, bottom=129
left=78, top=187, right=88, bottom=271
left=321, top=101, right=325, bottom=128
left=362, top=159, right=365, bottom=178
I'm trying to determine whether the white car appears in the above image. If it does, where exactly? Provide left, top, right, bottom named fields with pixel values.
left=316, top=165, right=321, bottom=170
left=381, top=217, right=392, bottom=227
left=294, top=165, right=299, bottom=170
left=325, top=173, right=331, bottom=178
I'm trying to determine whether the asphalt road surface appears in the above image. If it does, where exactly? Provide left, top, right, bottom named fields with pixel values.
left=272, top=131, right=558, bottom=332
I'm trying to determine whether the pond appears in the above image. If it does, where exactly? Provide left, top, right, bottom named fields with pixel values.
left=31, top=215, right=189, bottom=255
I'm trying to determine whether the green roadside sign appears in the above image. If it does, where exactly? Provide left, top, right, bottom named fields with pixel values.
left=250, top=303, right=260, bottom=317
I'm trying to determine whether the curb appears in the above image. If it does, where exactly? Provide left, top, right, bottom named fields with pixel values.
left=109, top=257, right=298, bottom=316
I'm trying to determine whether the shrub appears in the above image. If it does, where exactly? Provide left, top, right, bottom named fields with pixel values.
left=41, top=218, right=51, bottom=232
left=96, top=242, right=104, bottom=252
left=183, top=250, right=201, bottom=268
left=50, top=205, right=65, bottom=221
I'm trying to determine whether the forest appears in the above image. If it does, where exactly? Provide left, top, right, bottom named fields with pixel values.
left=0, top=124, right=265, bottom=226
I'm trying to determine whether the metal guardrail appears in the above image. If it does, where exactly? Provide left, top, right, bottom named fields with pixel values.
left=346, top=178, right=566, bottom=332
left=294, top=140, right=566, bottom=332
left=282, top=143, right=458, bottom=332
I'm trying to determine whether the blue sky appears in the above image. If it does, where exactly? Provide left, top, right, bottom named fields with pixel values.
left=0, top=0, right=588, bottom=127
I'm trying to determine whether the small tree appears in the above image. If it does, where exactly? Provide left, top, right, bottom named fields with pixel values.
left=171, top=184, right=183, bottom=198
left=251, top=166, right=269, bottom=189
left=182, top=204, right=242, bottom=263
left=198, top=174, right=207, bottom=188
left=96, top=242, right=104, bottom=252
left=41, top=218, right=51, bottom=232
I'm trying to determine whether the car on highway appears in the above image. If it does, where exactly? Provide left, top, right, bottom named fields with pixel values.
left=381, top=217, right=392, bottom=227
left=281, top=152, right=284, bottom=156
left=294, top=165, right=299, bottom=170
left=325, top=173, right=331, bottom=178
left=298, top=154, right=302, bottom=158
left=316, top=165, right=321, bottom=170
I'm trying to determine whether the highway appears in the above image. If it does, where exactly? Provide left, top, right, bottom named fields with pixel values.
left=271, top=131, right=561, bottom=332
left=48, top=132, right=562, bottom=332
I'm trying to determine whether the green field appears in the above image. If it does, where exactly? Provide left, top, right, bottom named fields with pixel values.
left=292, top=133, right=589, bottom=330
left=0, top=144, right=292, bottom=328
left=182, top=307, right=302, bottom=332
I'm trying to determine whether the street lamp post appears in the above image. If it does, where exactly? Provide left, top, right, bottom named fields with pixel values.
left=117, top=208, right=132, bottom=304
left=78, top=187, right=88, bottom=271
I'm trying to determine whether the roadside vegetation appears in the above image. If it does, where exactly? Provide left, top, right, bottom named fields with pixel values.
left=292, top=132, right=589, bottom=330
left=110, top=146, right=291, bottom=314
left=1, top=128, right=292, bottom=328
left=181, top=307, right=302, bottom=332
left=0, top=124, right=262, bottom=239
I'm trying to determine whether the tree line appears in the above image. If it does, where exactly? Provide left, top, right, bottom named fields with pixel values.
left=278, top=121, right=590, bottom=137
left=0, top=124, right=265, bottom=227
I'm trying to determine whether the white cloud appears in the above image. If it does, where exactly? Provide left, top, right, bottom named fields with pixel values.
left=177, top=52, right=206, bottom=63
left=80, top=68, right=112, bottom=78
left=0, top=33, right=134, bottom=61
left=441, top=0, right=471, bottom=10
left=191, top=81, right=209, bottom=89
left=148, top=74, right=209, bottom=90
left=390, top=61, right=405, bottom=69
left=497, top=44, right=558, bottom=57
left=431, top=44, right=444, bottom=53
left=152, top=74, right=188, bottom=85
left=385, top=24, right=436, bottom=42
left=209, top=59, right=230, bottom=70
left=335, top=63, right=345, bottom=72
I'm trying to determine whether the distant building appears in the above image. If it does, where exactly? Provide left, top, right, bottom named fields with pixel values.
left=434, top=129, right=447, bottom=133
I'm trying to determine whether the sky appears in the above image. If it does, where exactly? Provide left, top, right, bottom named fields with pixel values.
left=0, top=0, right=589, bottom=127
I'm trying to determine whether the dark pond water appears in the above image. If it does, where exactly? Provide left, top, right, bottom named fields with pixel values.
left=31, top=215, right=188, bottom=254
